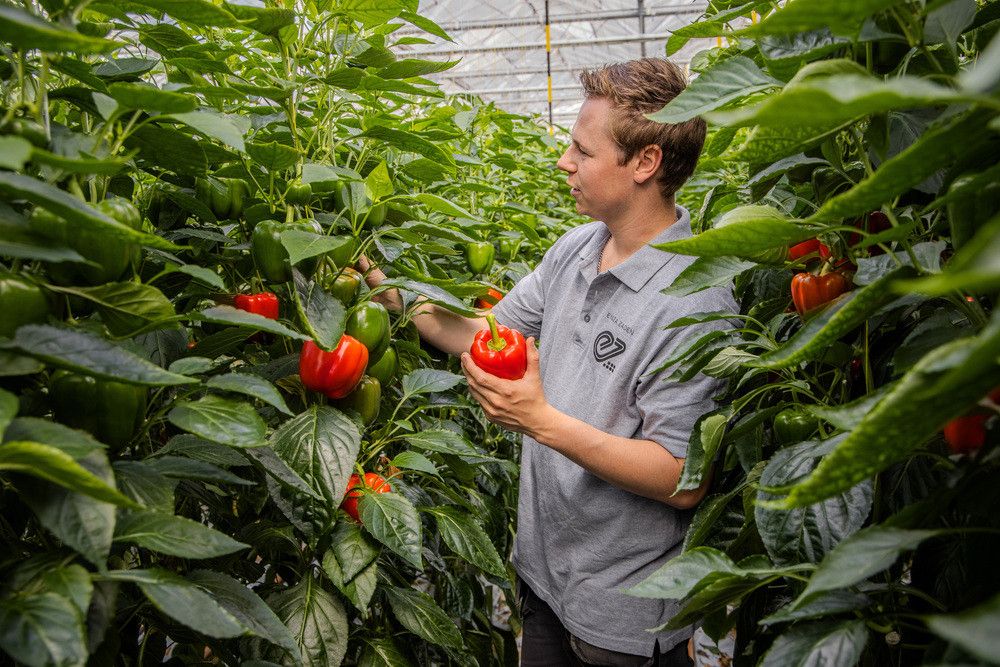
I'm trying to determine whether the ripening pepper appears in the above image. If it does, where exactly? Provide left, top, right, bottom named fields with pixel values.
left=0, top=271, right=49, bottom=338
left=464, top=242, right=495, bottom=275
left=285, top=181, right=313, bottom=206
left=49, top=370, right=147, bottom=451
left=340, top=471, right=391, bottom=522
left=234, top=292, right=279, bottom=320
left=323, top=267, right=362, bottom=305
left=773, top=407, right=818, bottom=444
left=299, top=336, right=368, bottom=399
left=848, top=211, right=892, bottom=254
left=476, top=288, right=504, bottom=309
left=791, top=271, right=850, bottom=316
left=252, top=219, right=323, bottom=284
left=367, top=345, right=397, bottom=386
left=470, top=313, right=527, bottom=380
left=334, top=375, right=381, bottom=426
left=346, top=301, right=390, bottom=363
left=31, top=197, right=143, bottom=285
left=943, top=413, right=989, bottom=455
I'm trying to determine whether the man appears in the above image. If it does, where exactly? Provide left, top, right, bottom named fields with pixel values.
left=361, top=58, right=736, bottom=665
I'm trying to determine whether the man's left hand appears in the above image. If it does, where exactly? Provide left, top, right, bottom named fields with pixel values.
left=461, top=337, right=551, bottom=437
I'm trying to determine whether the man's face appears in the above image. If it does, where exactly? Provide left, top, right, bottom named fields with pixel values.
left=556, top=97, right=635, bottom=222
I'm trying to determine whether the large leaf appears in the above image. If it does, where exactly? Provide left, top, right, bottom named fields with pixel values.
left=654, top=206, right=819, bottom=258
left=5, top=324, right=195, bottom=386
left=770, top=312, right=1000, bottom=508
left=359, top=491, right=423, bottom=570
left=756, top=439, right=873, bottom=566
left=0, top=4, right=118, bottom=53
left=168, top=395, right=266, bottom=448
left=649, top=56, right=781, bottom=124
left=103, top=569, right=244, bottom=638
left=196, top=306, right=308, bottom=340
left=48, top=282, right=176, bottom=337
left=171, top=110, right=245, bottom=152
left=377, top=58, right=458, bottom=79
left=361, top=126, right=454, bottom=168
left=327, top=521, right=380, bottom=582
left=924, top=591, right=1000, bottom=664
left=401, top=369, right=465, bottom=396
left=739, top=0, right=907, bottom=37
left=662, top=256, right=757, bottom=297
left=760, top=620, right=868, bottom=667
left=676, top=409, right=730, bottom=492
left=425, top=506, right=507, bottom=577
left=206, top=373, right=292, bottom=415
left=0, top=441, right=137, bottom=508
left=292, top=271, right=345, bottom=351
left=0, top=592, right=87, bottom=667
left=269, top=406, right=361, bottom=509
left=131, top=0, right=240, bottom=27
left=114, top=509, right=248, bottom=558
left=108, top=82, right=197, bottom=114
left=384, top=586, right=464, bottom=650
left=265, top=576, right=348, bottom=667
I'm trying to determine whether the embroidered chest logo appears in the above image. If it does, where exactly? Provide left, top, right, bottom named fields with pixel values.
left=593, top=330, right=627, bottom=372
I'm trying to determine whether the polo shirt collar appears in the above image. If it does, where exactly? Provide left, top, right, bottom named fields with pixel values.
left=579, top=205, right=694, bottom=292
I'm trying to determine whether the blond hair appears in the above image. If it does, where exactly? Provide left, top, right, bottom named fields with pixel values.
left=579, top=58, right=706, bottom=200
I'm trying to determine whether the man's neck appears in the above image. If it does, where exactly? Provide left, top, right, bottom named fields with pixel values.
left=602, top=196, right=677, bottom=266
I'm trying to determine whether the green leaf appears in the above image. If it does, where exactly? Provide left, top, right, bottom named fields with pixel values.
left=413, top=192, right=475, bottom=219
left=0, top=172, right=179, bottom=250
left=0, top=4, right=119, bottom=53
left=676, top=409, right=730, bottom=492
left=187, top=570, right=300, bottom=659
left=924, top=591, right=1000, bottom=664
left=761, top=590, right=870, bottom=626
left=404, top=429, right=485, bottom=459
left=0, top=592, right=87, bottom=667
left=760, top=620, right=868, bottom=667
left=247, top=140, right=300, bottom=171
left=398, top=9, right=453, bottom=41
left=29, top=147, right=130, bottom=176
left=243, top=445, right=321, bottom=500
left=173, top=263, right=226, bottom=290
left=796, top=527, right=940, bottom=602
left=4, top=417, right=103, bottom=458
left=426, top=506, right=506, bottom=577
left=93, top=56, right=159, bottom=80
left=265, top=576, right=348, bottom=666
left=390, top=450, right=440, bottom=477
left=207, top=373, right=292, bottom=415
left=103, top=568, right=244, bottom=638
left=270, top=406, right=360, bottom=509
left=108, top=82, right=197, bottom=114
left=146, top=455, right=252, bottom=486
left=752, top=267, right=918, bottom=369
left=48, top=282, right=176, bottom=337
left=126, top=124, right=208, bottom=175
left=39, top=564, right=92, bottom=617
left=365, top=160, right=393, bottom=202
left=155, top=434, right=248, bottom=467
left=773, top=312, right=1000, bottom=508
left=735, top=122, right=847, bottom=167
left=327, top=521, right=380, bottom=582
left=378, top=58, right=458, bottom=79
left=281, top=230, right=351, bottom=267
left=627, top=547, right=741, bottom=599
left=899, top=215, right=1000, bottom=296
left=384, top=586, right=464, bottom=650
left=171, top=110, right=245, bottom=152
left=401, top=369, right=465, bottom=396
left=359, top=491, right=423, bottom=569
left=0, top=223, right=88, bottom=264
left=114, top=509, right=248, bottom=558
left=0, top=136, right=32, bottom=170
left=131, top=0, right=240, bottom=27
left=168, top=395, right=266, bottom=448
left=648, top=56, right=781, bottom=124
left=359, top=637, right=410, bottom=667
left=336, top=0, right=411, bottom=26
left=756, top=439, right=873, bottom=566
left=654, top=205, right=819, bottom=258
left=114, top=460, right=177, bottom=513
left=196, top=305, right=309, bottom=340
left=738, top=0, right=907, bottom=37
left=0, top=387, right=16, bottom=436
left=0, top=440, right=138, bottom=508
left=380, top=278, right=474, bottom=315
left=292, top=272, right=346, bottom=351
left=362, top=126, right=454, bottom=169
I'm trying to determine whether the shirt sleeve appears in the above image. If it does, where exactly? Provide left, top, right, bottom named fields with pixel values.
left=489, top=241, right=559, bottom=341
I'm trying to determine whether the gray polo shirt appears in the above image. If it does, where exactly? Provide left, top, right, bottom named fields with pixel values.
left=491, top=205, right=737, bottom=656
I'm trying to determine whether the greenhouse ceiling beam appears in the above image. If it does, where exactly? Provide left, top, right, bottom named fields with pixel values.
left=434, top=60, right=691, bottom=80
left=405, top=32, right=675, bottom=57
left=394, top=3, right=704, bottom=33
left=450, top=83, right=581, bottom=96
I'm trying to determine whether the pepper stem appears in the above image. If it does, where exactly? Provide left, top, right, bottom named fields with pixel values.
left=485, top=313, right=507, bottom=352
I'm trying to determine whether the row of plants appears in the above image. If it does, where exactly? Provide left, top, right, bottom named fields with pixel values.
left=625, top=0, right=1000, bottom=665
left=0, top=0, right=582, bottom=664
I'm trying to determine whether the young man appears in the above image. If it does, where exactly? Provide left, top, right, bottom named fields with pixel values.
left=361, top=58, right=736, bottom=666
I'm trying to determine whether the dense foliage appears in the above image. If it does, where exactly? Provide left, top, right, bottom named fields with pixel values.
left=627, top=1, right=1000, bottom=665
left=0, top=1, right=581, bottom=664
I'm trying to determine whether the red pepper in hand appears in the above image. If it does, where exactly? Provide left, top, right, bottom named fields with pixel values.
left=299, top=336, right=368, bottom=399
left=341, top=471, right=391, bottom=522
left=476, top=288, right=504, bottom=309
left=470, top=313, right=527, bottom=380
left=234, top=292, right=279, bottom=320
left=791, top=271, right=850, bottom=316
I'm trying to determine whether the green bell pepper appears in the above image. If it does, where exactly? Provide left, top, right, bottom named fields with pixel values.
left=0, top=271, right=50, bottom=338
left=197, top=177, right=249, bottom=221
left=49, top=370, right=147, bottom=451
left=773, top=407, right=818, bottom=445
left=334, top=375, right=381, bottom=426
left=367, top=345, right=397, bottom=386
left=251, top=219, right=323, bottom=284
left=328, top=235, right=358, bottom=270
left=346, top=301, right=390, bottom=363
left=464, top=241, right=495, bottom=275
left=323, top=267, right=362, bottom=306
left=286, top=181, right=313, bottom=206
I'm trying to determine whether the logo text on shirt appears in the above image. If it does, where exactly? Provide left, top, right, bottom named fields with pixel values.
left=605, top=312, right=635, bottom=337
left=594, top=331, right=626, bottom=372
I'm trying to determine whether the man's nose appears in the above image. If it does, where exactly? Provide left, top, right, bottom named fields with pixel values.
left=556, top=151, right=573, bottom=173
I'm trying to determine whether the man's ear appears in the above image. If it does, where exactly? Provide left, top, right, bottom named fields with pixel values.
left=633, top=144, right=663, bottom=185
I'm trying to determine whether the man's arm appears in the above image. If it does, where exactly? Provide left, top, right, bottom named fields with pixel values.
left=358, top=256, right=486, bottom=357
left=460, top=339, right=710, bottom=509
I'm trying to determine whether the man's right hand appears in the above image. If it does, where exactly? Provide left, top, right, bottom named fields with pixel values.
left=357, top=254, right=404, bottom=313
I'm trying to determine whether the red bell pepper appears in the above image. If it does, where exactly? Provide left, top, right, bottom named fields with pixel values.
left=299, top=336, right=368, bottom=399
left=340, top=471, right=391, bottom=522
left=791, top=271, right=850, bottom=316
left=234, top=292, right=279, bottom=320
left=848, top=211, right=892, bottom=254
left=476, top=288, right=504, bottom=309
left=788, top=239, right=830, bottom=263
left=944, top=413, right=989, bottom=455
left=470, top=313, right=527, bottom=380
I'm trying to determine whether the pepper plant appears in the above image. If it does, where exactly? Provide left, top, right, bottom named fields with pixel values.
left=628, top=1, right=1000, bottom=666
left=0, top=1, right=580, bottom=664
